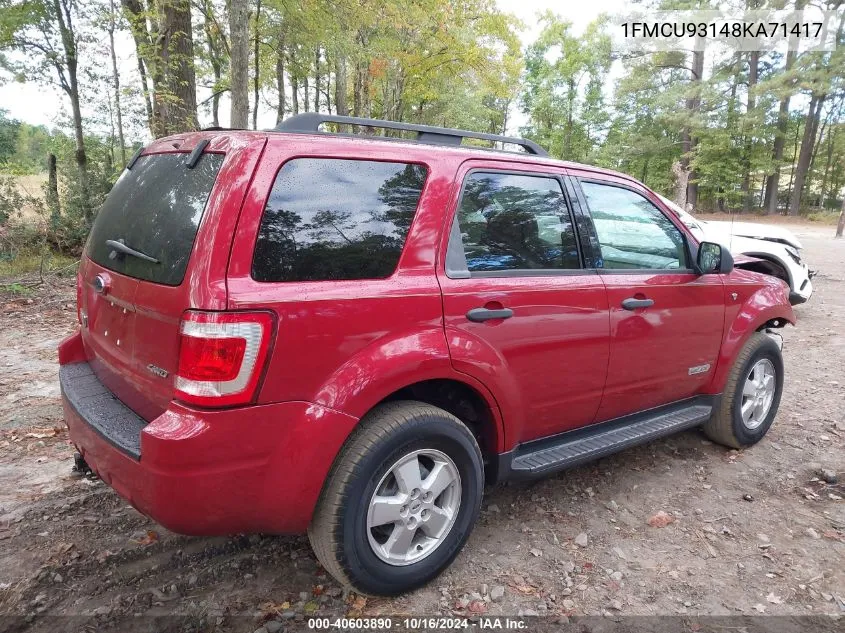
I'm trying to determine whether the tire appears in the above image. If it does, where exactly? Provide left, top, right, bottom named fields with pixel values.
left=702, top=332, right=784, bottom=449
left=308, top=401, right=484, bottom=596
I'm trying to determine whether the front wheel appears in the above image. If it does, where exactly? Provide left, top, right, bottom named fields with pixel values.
left=308, top=401, right=484, bottom=596
left=703, top=332, right=784, bottom=448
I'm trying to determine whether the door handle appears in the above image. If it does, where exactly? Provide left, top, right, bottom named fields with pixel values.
left=466, top=307, right=514, bottom=322
left=621, top=297, right=654, bottom=310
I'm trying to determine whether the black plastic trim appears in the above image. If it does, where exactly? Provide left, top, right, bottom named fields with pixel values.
left=126, top=146, right=144, bottom=170
left=789, top=291, right=808, bottom=305
left=496, top=395, right=718, bottom=482
left=60, top=362, right=146, bottom=460
left=185, top=138, right=210, bottom=168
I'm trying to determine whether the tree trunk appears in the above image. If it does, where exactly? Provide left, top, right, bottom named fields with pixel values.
left=53, top=0, right=90, bottom=219
left=158, top=0, right=198, bottom=135
left=763, top=0, right=803, bottom=215
left=820, top=126, right=836, bottom=206
left=252, top=0, right=261, bottom=130
left=47, top=153, right=60, bottom=225
left=334, top=56, right=347, bottom=116
left=275, top=29, right=285, bottom=124
left=121, top=0, right=154, bottom=134
left=229, top=0, right=250, bottom=128
left=291, top=74, right=299, bottom=115
left=314, top=47, right=321, bottom=112
left=741, top=49, right=758, bottom=212
left=836, top=191, right=845, bottom=237
left=107, top=0, right=127, bottom=167
left=303, top=76, right=310, bottom=112
left=788, top=94, right=825, bottom=216
left=685, top=46, right=704, bottom=209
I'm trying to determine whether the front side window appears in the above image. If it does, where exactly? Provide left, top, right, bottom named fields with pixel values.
left=456, top=172, right=580, bottom=273
left=581, top=181, right=688, bottom=270
left=252, top=158, right=427, bottom=282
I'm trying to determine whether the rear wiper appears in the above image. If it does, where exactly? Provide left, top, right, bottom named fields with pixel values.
left=105, top=239, right=159, bottom=264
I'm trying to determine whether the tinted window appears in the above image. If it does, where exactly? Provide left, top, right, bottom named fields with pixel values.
left=252, top=159, right=427, bottom=282
left=581, top=181, right=688, bottom=270
left=456, top=172, right=579, bottom=272
left=87, top=153, right=223, bottom=286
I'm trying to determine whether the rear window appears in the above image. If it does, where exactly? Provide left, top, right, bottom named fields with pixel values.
left=252, top=158, right=427, bottom=282
left=86, top=152, right=224, bottom=286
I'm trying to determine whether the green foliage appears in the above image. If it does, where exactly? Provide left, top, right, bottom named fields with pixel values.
left=520, top=13, right=612, bottom=162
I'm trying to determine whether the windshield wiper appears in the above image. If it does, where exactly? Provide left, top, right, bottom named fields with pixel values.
left=105, top=239, right=159, bottom=264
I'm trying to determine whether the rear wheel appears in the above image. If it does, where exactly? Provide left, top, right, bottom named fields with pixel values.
left=308, top=401, right=483, bottom=596
left=703, top=332, right=784, bottom=448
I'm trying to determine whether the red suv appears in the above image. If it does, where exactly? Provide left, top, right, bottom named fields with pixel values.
left=59, top=114, right=795, bottom=595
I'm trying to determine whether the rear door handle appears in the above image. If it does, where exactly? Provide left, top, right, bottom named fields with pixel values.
left=621, top=297, right=654, bottom=310
left=466, top=307, right=514, bottom=322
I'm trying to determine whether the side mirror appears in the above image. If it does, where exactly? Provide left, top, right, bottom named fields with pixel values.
left=695, top=241, right=734, bottom=275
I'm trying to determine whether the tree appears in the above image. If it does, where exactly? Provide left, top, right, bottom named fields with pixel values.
left=521, top=14, right=611, bottom=162
left=0, top=0, right=93, bottom=218
left=228, top=0, right=248, bottom=127
left=121, top=0, right=198, bottom=136
left=106, top=0, right=126, bottom=167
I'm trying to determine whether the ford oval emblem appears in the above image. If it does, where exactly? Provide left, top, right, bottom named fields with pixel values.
left=93, top=274, right=108, bottom=295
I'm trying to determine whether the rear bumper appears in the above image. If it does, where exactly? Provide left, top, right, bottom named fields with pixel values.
left=60, top=352, right=359, bottom=535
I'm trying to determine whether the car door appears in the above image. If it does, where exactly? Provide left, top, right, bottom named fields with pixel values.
left=438, top=161, right=610, bottom=445
left=570, top=172, right=726, bottom=422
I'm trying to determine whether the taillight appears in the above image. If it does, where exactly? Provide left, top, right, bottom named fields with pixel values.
left=175, top=310, right=275, bottom=407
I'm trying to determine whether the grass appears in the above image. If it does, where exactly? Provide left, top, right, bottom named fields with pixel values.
left=0, top=251, right=79, bottom=278
left=806, top=210, right=841, bottom=224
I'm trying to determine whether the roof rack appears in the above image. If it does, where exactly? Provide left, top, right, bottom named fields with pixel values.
left=274, top=113, right=548, bottom=157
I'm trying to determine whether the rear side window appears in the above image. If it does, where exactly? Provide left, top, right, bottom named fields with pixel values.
left=252, top=158, right=427, bottom=282
left=87, top=153, right=224, bottom=286
left=456, top=172, right=580, bottom=272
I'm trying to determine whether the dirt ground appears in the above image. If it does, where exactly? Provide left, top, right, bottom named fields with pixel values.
left=0, top=222, right=843, bottom=633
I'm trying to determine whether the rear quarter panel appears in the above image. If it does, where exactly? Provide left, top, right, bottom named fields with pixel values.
left=227, top=138, right=498, bottom=426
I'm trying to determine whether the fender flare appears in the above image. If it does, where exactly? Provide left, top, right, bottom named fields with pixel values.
left=706, top=287, right=795, bottom=394
left=312, top=326, right=507, bottom=453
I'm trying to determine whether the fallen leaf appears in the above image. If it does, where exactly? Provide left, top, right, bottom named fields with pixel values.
left=753, top=604, right=766, bottom=613
left=529, top=548, right=542, bottom=557
left=468, top=600, right=487, bottom=614
left=134, top=530, right=159, bottom=546
left=766, top=592, right=783, bottom=604
left=647, top=511, right=675, bottom=528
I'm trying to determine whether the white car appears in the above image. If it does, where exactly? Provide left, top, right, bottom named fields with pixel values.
left=658, top=195, right=814, bottom=305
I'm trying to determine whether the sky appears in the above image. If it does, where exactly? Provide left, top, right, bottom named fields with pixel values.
left=0, top=0, right=628, bottom=138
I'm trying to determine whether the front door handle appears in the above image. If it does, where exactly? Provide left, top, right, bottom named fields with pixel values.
left=466, top=307, right=514, bottom=322
left=621, top=297, right=654, bottom=310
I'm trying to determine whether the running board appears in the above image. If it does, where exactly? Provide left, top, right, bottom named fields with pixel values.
left=501, top=397, right=716, bottom=480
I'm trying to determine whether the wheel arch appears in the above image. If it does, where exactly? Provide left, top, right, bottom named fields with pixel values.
left=737, top=252, right=793, bottom=290
left=705, top=286, right=794, bottom=395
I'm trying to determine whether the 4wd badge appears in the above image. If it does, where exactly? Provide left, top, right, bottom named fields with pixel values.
left=147, top=364, right=169, bottom=379
left=688, top=364, right=711, bottom=376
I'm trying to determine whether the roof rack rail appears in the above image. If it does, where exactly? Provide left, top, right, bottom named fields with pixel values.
left=274, top=113, right=548, bottom=157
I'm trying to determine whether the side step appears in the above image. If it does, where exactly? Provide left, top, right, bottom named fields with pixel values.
left=505, top=397, right=715, bottom=479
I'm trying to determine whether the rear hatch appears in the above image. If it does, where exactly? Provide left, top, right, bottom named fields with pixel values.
left=78, top=135, right=265, bottom=420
